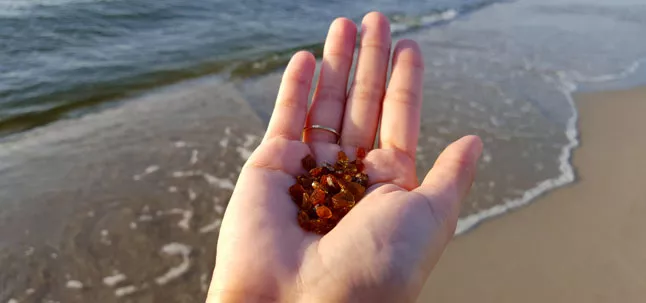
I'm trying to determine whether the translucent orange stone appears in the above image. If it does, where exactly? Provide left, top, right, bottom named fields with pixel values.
left=345, top=182, right=365, bottom=200
left=332, top=191, right=355, bottom=209
left=309, top=167, right=327, bottom=178
left=355, top=159, right=365, bottom=173
left=298, top=211, right=312, bottom=230
left=301, top=192, right=312, bottom=210
left=315, top=205, right=333, bottom=219
left=291, top=152, right=369, bottom=235
left=337, top=151, right=349, bottom=163
left=356, top=147, right=367, bottom=159
left=297, top=175, right=313, bottom=189
left=289, top=184, right=305, bottom=205
left=310, top=188, right=326, bottom=205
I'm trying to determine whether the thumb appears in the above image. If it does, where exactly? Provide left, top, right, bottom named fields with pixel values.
left=414, top=135, right=482, bottom=239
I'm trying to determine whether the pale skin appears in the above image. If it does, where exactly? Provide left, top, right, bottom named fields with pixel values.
left=207, top=12, right=483, bottom=303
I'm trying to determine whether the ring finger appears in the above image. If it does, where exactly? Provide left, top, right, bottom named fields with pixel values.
left=304, top=17, right=357, bottom=143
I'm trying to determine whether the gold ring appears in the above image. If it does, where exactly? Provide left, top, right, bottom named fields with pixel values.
left=303, top=124, right=340, bottom=141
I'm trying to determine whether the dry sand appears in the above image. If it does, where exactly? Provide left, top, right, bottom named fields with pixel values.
left=418, top=86, right=646, bottom=302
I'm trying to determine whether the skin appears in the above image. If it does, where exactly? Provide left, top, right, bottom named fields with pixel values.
left=207, top=12, right=483, bottom=303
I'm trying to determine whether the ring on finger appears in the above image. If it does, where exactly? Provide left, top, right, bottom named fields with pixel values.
left=303, top=125, right=341, bottom=143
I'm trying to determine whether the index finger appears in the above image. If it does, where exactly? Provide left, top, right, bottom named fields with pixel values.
left=263, top=51, right=316, bottom=142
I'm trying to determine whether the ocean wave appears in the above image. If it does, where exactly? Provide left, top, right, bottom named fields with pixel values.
left=0, top=5, right=490, bottom=137
left=0, top=0, right=118, bottom=16
left=455, top=56, right=646, bottom=235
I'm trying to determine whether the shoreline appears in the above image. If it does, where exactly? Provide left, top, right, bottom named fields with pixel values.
left=418, top=85, right=646, bottom=302
left=0, top=6, right=471, bottom=138
left=3, top=0, right=646, bottom=301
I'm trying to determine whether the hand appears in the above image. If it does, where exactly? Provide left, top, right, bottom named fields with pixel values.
left=207, top=12, right=482, bottom=303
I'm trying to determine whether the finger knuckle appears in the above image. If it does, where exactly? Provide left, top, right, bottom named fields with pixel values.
left=385, top=88, right=420, bottom=108
left=323, top=50, right=354, bottom=63
left=276, top=96, right=305, bottom=110
left=314, top=84, right=347, bottom=106
left=350, top=81, right=384, bottom=103
left=360, top=41, right=391, bottom=57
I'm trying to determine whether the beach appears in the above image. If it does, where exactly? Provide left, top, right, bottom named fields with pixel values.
left=2, top=0, right=646, bottom=302
left=418, top=87, right=646, bottom=302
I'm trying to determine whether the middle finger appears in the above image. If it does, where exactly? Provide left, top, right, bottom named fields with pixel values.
left=340, top=12, right=391, bottom=149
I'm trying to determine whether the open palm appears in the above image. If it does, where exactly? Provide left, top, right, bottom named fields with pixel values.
left=208, top=12, right=482, bottom=303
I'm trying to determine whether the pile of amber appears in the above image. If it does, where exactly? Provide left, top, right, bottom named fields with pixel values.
left=289, top=148, right=369, bottom=235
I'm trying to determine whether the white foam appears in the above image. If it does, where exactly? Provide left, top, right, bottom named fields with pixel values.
left=200, top=273, right=209, bottom=292
left=482, top=152, right=492, bottom=163
left=156, top=208, right=192, bottom=230
left=100, top=230, right=112, bottom=245
left=569, top=59, right=644, bottom=84
left=168, top=186, right=178, bottom=193
left=133, top=165, right=160, bottom=180
left=144, top=166, right=159, bottom=174
left=236, top=147, right=253, bottom=160
left=202, top=173, right=234, bottom=190
left=129, top=222, right=137, bottom=229
left=242, top=134, right=258, bottom=148
left=25, top=288, right=34, bottom=295
left=188, top=188, right=197, bottom=201
left=114, top=285, right=137, bottom=297
left=174, top=141, right=187, bottom=148
left=155, top=243, right=191, bottom=285
left=0, top=0, right=110, bottom=16
left=391, top=9, right=460, bottom=34
left=103, top=272, right=127, bottom=287
left=178, top=210, right=193, bottom=231
left=172, top=170, right=202, bottom=178
left=138, top=214, right=153, bottom=222
left=190, top=150, right=199, bottom=165
left=214, top=204, right=225, bottom=214
left=455, top=58, right=645, bottom=235
left=199, top=218, right=222, bottom=233
left=219, top=138, right=229, bottom=148
left=66, top=280, right=83, bottom=289
left=7, top=299, right=18, bottom=303
left=24, top=246, right=34, bottom=256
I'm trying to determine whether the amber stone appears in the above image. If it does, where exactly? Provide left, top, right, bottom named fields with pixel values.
left=309, top=167, right=328, bottom=178
left=345, top=182, right=365, bottom=200
left=315, top=205, right=333, bottom=219
left=321, top=174, right=336, bottom=188
left=297, top=175, right=313, bottom=189
left=291, top=151, right=369, bottom=235
left=355, top=159, right=365, bottom=173
left=289, top=184, right=305, bottom=205
left=356, top=147, right=367, bottom=159
left=310, top=188, right=327, bottom=205
left=301, top=192, right=312, bottom=210
left=298, top=211, right=315, bottom=231
left=332, top=191, right=355, bottom=209
left=337, top=151, right=349, bottom=163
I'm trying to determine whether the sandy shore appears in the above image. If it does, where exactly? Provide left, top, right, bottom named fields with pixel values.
left=418, top=86, right=646, bottom=302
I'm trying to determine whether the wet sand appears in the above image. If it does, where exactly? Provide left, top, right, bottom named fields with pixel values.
left=0, top=80, right=264, bottom=302
left=418, top=86, right=646, bottom=302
